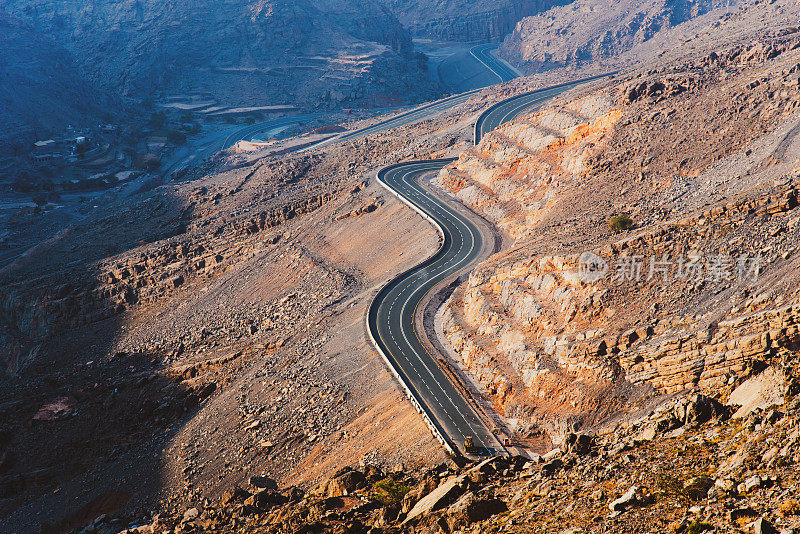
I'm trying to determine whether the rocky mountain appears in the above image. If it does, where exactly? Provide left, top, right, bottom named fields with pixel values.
left=6, top=1, right=800, bottom=532
left=438, top=17, right=800, bottom=445
left=0, top=11, right=105, bottom=151
left=501, top=0, right=728, bottom=72
left=0, top=0, right=438, bottom=111
left=383, top=0, right=570, bottom=41
left=68, top=379, right=800, bottom=534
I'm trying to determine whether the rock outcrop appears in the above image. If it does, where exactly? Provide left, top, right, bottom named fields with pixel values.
left=383, top=0, right=569, bottom=41
left=436, top=31, right=800, bottom=446
left=500, top=0, right=721, bottom=72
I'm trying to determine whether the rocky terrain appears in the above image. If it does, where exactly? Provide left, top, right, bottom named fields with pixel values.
left=437, top=23, right=800, bottom=449
left=5, top=0, right=800, bottom=533
left=0, top=10, right=107, bottom=151
left=0, top=81, right=531, bottom=532
left=499, top=0, right=798, bottom=74
left=382, top=0, right=569, bottom=42
left=62, top=363, right=800, bottom=533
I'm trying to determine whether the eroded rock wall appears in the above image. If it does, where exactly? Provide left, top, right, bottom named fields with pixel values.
left=437, top=32, right=800, bottom=445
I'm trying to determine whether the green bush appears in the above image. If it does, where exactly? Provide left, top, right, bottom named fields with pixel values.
left=608, top=213, right=634, bottom=233
left=688, top=521, right=714, bottom=534
left=372, top=478, right=410, bottom=505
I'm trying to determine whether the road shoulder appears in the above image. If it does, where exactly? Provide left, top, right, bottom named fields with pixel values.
left=411, top=170, right=519, bottom=455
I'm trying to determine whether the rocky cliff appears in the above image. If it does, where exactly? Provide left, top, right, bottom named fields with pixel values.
left=383, top=0, right=570, bottom=41
left=500, top=0, right=726, bottom=72
left=0, top=11, right=105, bottom=150
left=437, top=27, right=800, bottom=447
left=0, top=0, right=438, bottom=112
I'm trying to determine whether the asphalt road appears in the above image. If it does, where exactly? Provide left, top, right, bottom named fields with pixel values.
left=304, top=44, right=524, bottom=152
left=302, top=91, right=481, bottom=152
left=370, top=160, right=502, bottom=455
left=469, top=44, right=519, bottom=84
left=371, top=73, right=617, bottom=456
left=474, top=73, right=617, bottom=144
left=162, top=114, right=317, bottom=179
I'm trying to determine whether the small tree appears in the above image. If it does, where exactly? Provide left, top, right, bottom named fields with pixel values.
left=372, top=478, right=410, bottom=505
left=608, top=213, right=634, bottom=233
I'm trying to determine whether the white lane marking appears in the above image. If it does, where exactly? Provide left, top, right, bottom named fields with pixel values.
left=469, top=44, right=504, bottom=84
left=378, top=163, right=496, bottom=444
left=388, top=165, right=493, bottom=442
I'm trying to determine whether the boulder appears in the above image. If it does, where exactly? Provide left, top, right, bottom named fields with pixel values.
left=608, top=485, right=639, bottom=514
left=445, top=491, right=507, bottom=531
left=684, top=394, right=725, bottom=425
left=243, top=489, right=288, bottom=510
left=753, top=517, right=779, bottom=534
left=220, top=485, right=251, bottom=505
left=728, top=368, right=786, bottom=419
left=743, top=475, right=763, bottom=493
left=564, top=433, right=594, bottom=455
left=182, top=508, right=199, bottom=522
left=403, top=475, right=466, bottom=524
left=326, top=469, right=366, bottom=497
left=314, top=468, right=367, bottom=497
left=466, top=458, right=497, bottom=484
left=402, top=475, right=439, bottom=514
left=249, top=475, right=278, bottom=490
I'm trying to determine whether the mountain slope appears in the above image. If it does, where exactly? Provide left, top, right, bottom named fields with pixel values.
left=0, top=11, right=105, bottom=150
left=382, top=0, right=571, bottom=41
left=0, top=0, right=438, bottom=109
left=500, top=0, right=727, bottom=72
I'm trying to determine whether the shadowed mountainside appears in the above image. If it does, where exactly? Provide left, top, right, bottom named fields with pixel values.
left=0, top=10, right=107, bottom=151
left=383, top=0, right=571, bottom=41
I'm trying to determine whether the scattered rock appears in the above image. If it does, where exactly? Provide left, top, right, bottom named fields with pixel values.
left=182, top=508, right=199, bottom=522
left=609, top=485, right=639, bottom=515
left=728, top=368, right=786, bottom=419
left=404, top=475, right=466, bottom=524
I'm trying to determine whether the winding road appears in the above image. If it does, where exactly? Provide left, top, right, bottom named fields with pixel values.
left=368, top=67, right=616, bottom=456
left=304, top=44, right=523, bottom=152
left=370, top=160, right=501, bottom=455
left=469, top=44, right=520, bottom=84
left=302, top=91, right=482, bottom=152
left=474, top=73, right=615, bottom=144
left=162, top=114, right=318, bottom=179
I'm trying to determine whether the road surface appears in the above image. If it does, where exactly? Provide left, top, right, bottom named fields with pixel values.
left=302, top=91, right=482, bottom=152
left=469, top=44, right=520, bottom=83
left=304, top=44, right=524, bottom=152
left=371, top=74, right=616, bottom=456
left=474, top=73, right=616, bottom=144
left=370, top=160, right=501, bottom=455
left=162, top=114, right=317, bottom=179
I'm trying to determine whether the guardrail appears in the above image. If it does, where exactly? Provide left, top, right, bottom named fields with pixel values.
left=368, top=160, right=458, bottom=456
